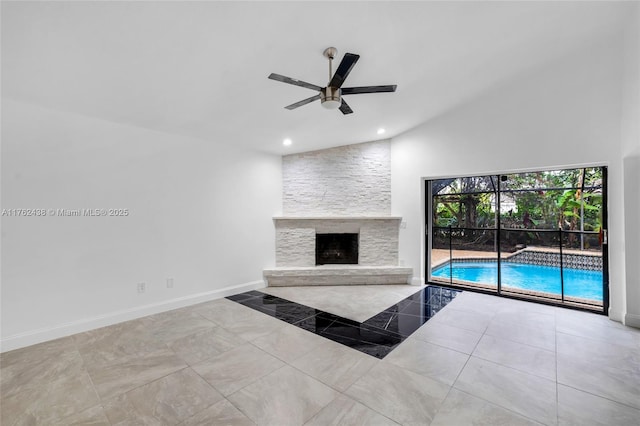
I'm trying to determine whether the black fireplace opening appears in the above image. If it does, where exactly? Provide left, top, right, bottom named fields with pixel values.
left=315, top=233, right=359, bottom=265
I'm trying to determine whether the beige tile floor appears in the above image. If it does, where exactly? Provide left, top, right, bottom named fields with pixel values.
left=1, top=287, right=640, bottom=425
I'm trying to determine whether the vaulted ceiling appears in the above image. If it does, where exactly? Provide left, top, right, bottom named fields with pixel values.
left=1, top=1, right=632, bottom=154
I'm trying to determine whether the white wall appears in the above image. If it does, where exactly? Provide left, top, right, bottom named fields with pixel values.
left=621, top=4, right=640, bottom=327
left=391, top=33, right=632, bottom=322
left=0, top=99, right=282, bottom=351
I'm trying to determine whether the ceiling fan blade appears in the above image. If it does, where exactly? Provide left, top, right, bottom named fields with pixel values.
left=329, top=53, right=360, bottom=88
left=339, top=99, right=353, bottom=115
left=342, top=85, right=397, bottom=95
left=268, top=73, right=322, bottom=91
left=285, top=94, right=321, bottom=110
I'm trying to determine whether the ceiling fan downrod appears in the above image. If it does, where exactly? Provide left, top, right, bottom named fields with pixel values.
left=323, top=47, right=338, bottom=83
left=321, top=47, right=341, bottom=108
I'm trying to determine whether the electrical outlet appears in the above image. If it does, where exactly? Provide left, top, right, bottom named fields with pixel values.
left=400, top=221, right=407, bottom=229
left=166, top=278, right=174, bottom=288
left=137, top=282, right=146, bottom=293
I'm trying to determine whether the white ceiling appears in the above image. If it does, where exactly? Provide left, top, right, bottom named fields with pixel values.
left=1, top=1, right=632, bottom=155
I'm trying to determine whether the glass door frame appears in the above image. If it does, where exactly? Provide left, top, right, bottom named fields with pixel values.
left=424, top=166, right=609, bottom=315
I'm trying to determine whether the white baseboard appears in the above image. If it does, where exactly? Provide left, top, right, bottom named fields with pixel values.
left=624, top=313, right=640, bottom=329
left=0, top=280, right=266, bottom=353
left=411, top=277, right=424, bottom=286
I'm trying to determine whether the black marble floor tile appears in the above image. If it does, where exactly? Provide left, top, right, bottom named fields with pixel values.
left=291, top=314, right=329, bottom=333
left=226, top=285, right=460, bottom=359
left=363, top=310, right=429, bottom=337
left=316, top=311, right=360, bottom=327
left=318, top=323, right=402, bottom=359
left=226, top=291, right=264, bottom=303
left=239, top=295, right=320, bottom=324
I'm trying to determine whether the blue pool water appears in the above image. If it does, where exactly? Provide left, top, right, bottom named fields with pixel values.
left=431, top=261, right=603, bottom=301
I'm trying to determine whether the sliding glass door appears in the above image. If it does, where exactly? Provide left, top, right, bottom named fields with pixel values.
left=427, top=167, right=607, bottom=313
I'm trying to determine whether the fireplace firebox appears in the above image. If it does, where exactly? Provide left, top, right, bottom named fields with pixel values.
left=315, top=233, right=359, bottom=265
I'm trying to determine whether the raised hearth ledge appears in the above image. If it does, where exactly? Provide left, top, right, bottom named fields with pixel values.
left=263, top=265, right=413, bottom=287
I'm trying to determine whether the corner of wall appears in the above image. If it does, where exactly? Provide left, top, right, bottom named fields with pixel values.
left=0, top=280, right=266, bottom=353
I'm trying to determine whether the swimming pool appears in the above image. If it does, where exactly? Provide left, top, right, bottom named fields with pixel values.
left=431, top=261, right=603, bottom=301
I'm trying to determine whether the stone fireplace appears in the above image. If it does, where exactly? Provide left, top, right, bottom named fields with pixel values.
left=263, top=140, right=413, bottom=287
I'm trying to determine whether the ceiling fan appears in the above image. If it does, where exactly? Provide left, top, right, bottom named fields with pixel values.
left=268, top=47, right=397, bottom=115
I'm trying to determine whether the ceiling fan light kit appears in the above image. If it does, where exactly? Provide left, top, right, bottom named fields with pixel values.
left=321, top=86, right=341, bottom=109
left=268, top=47, right=397, bottom=115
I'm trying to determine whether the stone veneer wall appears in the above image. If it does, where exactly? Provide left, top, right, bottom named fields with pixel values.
left=275, top=218, right=400, bottom=267
left=274, top=140, right=404, bottom=276
left=282, top=140, right=390, bottom=216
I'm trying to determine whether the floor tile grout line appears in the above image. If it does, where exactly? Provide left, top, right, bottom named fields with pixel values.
left=106, top=364, right=192, bottom=400
left=555, top=328, right=640, bottom=351
left=249, top=329, right=325, bottom=366
left=449, top=327, right=554, bottom=426
left=439, top=314, right=543, bottom=425
left=339, top=364, right=408, bottom=425
left=291, top=312, right=323, bottom=326
left=451, top=352, right=559, bottom=423
left=174, top=395, right=234, bottom=426
left=72, top=340, right=110, bottom=418
left=288, top=340, right=381, bottom=393
left=556, top=381, right=640, bottom=413
left=447, top=388, right=548, bottom=426
left=55, top=403, right=112, bottom=425
left=316, top=329, right=402, bottom=357
left=361, top=287, right=425, bottom=322
left=173, top=325, right=251, bottom=367
left=194, top=347, right=288, bottom=413
left=406, top=333, right=481, bottom=358
left=478, top=331, right=557, bottom=355
left=462, top=353, right=558, bottom=385
left=222, top=386, right=262, bottom=425
left=223, top=363, right=291, bottom=424
left=483, top=325, right=557, bottom=353
left=300, top=393, right=342, bottom=426
left=447, top=317, right=485, bottom=391
left=468, top=352, right=556, bottom=382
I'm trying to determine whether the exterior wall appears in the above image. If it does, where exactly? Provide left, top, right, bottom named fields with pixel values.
left=283, top=140, right=391, bottom=216
left=391, top=34, right=630, bottom=321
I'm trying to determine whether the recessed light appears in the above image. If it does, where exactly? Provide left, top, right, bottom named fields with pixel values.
left=283, top=138, right=292, bottom=146
left=377, top=128, right=386, bottom=135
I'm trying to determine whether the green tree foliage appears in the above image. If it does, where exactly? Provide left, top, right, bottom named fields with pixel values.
left=432, top=167, right=603, bottom=250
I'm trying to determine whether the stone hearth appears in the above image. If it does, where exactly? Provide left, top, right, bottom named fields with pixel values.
left=264, top=217, right=412, bottom=286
